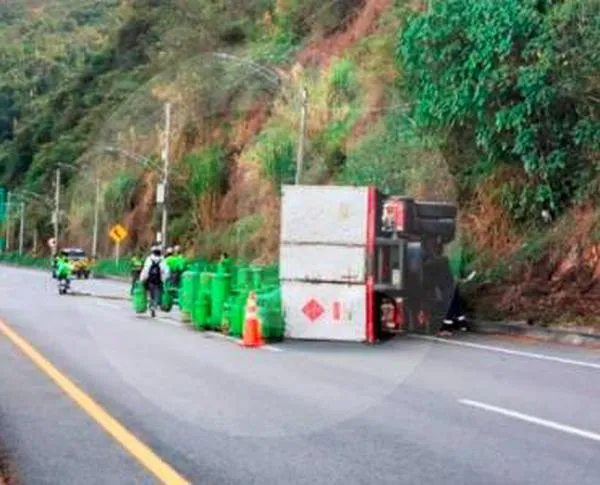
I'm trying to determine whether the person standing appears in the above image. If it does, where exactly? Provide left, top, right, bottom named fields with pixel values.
left=139, top=245, right=170, bottom=317
left=439, top=245, right=470, bottom=336
left=129, top=253, right=144, bottom=295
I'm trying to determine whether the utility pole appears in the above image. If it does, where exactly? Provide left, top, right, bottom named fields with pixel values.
left=295, top=87, right=308, bottom=185
left=5, top=191, right=11, bottom=252
left=159, top=101, right=171, bottom=249
left=18, top=200, right=24, bottom=255
left=92, top=175, right=100, bottom=259
left=53, top=167, right=60, bottom=254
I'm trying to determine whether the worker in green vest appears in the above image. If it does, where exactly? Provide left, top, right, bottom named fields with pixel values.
left=163, top=246, right=177, bottom=289
left=167, top=245, right=186, bottom=288
left=173, top=245, right=187, bottom=272
left=164, top=246, right=176, bottom=271
left=130, top=253, right=144, bottom=295
left=216, top=251, right=233, bottom=275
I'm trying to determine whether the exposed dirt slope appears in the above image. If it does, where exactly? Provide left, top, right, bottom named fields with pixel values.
left=297, top=0, right=393, bottom=68
left=473, top=204, right=600, bottom=325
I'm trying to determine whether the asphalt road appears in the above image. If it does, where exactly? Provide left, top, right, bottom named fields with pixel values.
left=1, top=265, right=599, bottom=485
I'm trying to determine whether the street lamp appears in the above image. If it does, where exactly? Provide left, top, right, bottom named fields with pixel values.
left=100, top=102, right=171, bottom=248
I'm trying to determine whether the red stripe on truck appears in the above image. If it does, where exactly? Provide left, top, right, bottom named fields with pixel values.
left=366, top=186, right=376, bottom=343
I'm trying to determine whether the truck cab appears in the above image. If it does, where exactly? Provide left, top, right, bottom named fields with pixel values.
left=372, top=196, right=457, bottom=338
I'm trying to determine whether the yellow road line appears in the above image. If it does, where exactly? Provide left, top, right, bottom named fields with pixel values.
left=0, top=319, right=190, bottom=485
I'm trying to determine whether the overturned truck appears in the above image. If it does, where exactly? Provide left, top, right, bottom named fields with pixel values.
left=279, top=185, right=458, bottom=343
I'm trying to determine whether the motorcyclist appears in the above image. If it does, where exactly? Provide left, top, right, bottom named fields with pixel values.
left=56, top=254, right=72, bottom=289
left=129, top=253, right=144, bottom=295
left=139, top=245, right=170, bottom=316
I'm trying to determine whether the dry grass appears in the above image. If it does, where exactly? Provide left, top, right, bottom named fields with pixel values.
left=462, top=166, right=524, bottom=264
left=468, top=168, right=600, bottom=324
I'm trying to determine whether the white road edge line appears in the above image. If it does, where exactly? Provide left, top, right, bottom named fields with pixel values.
left=205, top=331, right=284, bottom=352
left=95, top=301, right=121, bottom=310
left=93, top=300, right=283, bottom=350
left=413, top=335, right=600, bottom=370
left=157, top=317, right=184, bottom=328
left=459, top=399, right=600, bottom=443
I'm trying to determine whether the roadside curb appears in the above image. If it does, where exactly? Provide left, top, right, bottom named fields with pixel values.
left=91, top=273, right=129, bottom=282
left=473, top=320, right=600, bottom=347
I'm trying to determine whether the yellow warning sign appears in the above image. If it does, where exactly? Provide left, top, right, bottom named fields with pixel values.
left=108, top=223, right=128, bottom=243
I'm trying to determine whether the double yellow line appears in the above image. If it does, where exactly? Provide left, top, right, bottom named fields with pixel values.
left=0, top=319, right=190, bottom=484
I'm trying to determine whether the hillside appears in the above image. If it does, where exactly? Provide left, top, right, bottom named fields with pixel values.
left=1, top=0, right=600, bottom=323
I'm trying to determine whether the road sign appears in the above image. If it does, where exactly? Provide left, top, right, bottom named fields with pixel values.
left=109, top=224, right=128, bottom=243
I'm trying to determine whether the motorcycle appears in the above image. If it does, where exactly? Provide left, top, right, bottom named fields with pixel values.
left=58, top=277, right=70, bottom=295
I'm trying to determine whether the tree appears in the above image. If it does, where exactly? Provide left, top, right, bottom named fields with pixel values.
left=399, top=0, right=600, bottom=221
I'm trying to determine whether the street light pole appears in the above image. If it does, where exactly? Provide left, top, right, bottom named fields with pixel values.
left=53, top=167, right=60, bottom=254
left=295, top=87, right=308, bottom=185
left=19, top=200, right=24, bottom=255
left=5, top=190, right=11, bottom=252
left=159, top=102, right=171, bottom=249
left=92, top=175, right=100, bottom=259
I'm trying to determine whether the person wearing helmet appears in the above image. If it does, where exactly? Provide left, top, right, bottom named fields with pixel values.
left=174, top=244, right=187, bottom=276
left=139, top=245, right=170, bottom=315
left=129, top=252, right=144, bottom=295
left=56, top=253, right=72, bottom=289
left=166, top=244, right=186, bottom=288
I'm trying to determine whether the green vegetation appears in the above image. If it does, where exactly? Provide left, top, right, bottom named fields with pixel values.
left=399, top=0, right=600, bottom=223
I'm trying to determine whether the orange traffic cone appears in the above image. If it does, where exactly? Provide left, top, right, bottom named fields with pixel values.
left=242, top=292, right=263, bottom=348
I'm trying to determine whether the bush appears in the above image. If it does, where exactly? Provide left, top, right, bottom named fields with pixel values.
left=255, top=126, right=296, bottom=187
left=399, top=0, right=600, bottom=219
left=183, top=145, right=226, bottom=197
left=329, top=57, right=359, bottom=103
left=103, top=172, right=139, bottom=220
left=340, top=108, right=448, bottom=197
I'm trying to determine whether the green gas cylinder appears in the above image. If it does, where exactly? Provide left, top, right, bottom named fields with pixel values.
left=210, top=272, right=231, bottom=328
left=229, top=290, right=249, bottom=337
left=192, top=293, right=211, bottom=330
left=236, top=267, right=251, bottom=291
left=250, top=266, right=263, bottom=290
left=132, top=281, right=147, bottom=314
left=179, top=271, right=198, bottom=322
left=160, top=283, right=174, bottom=312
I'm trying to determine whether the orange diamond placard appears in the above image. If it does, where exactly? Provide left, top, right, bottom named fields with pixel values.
left=302, top=299, right=324, bottom=322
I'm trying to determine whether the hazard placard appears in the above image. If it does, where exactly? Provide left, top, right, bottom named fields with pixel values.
left=108, top=223, right=128, bottom=243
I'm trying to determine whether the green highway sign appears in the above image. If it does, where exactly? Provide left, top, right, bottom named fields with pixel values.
left=0, top=187, right=5, bottom=222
